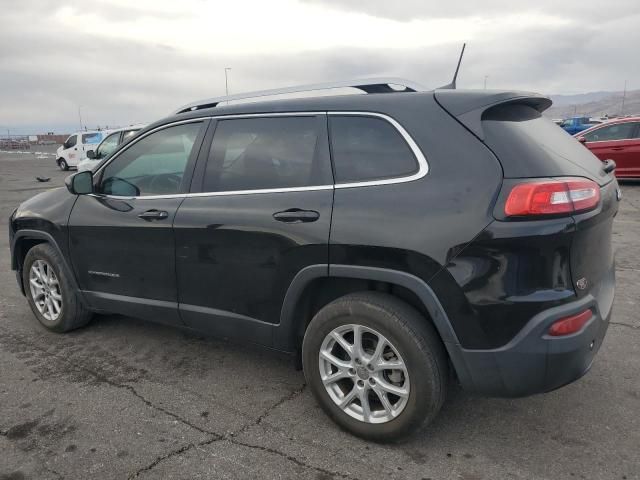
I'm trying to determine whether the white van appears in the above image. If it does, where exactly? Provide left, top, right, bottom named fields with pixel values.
left=56, top=130, right=111, bottom=170
left=76, top=125, right=145, bottom=173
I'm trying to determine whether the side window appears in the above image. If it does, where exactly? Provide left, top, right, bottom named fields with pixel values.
left=64, top=135, right=77, bottom=149
left=202, top=116, right=330, bottom=192
left=82, top=132, right=102, bottom=144
left=100, top=122, right=202, bottom=197
left=328, top=116, right=418, bottom=183
left=583, top=123, right=636, bottom=142
left=96, top=132, right=120, bottom=159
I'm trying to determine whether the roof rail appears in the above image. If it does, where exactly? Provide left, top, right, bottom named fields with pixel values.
left=173, top=78, right=426, bottom=114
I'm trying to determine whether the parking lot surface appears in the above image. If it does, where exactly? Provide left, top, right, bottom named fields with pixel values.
left=1, top=150, right=639, bottom=480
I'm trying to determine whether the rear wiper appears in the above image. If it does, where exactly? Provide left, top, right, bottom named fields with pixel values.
left=603, top=159, right=616, bottom=174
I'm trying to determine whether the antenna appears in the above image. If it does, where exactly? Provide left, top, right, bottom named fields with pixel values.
left=438, top=43, right=466, bottom=90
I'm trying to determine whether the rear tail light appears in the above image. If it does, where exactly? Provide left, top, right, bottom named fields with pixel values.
left=505, top=178, right=600, bottom=217
left=548, top=309, right=592, bottom=336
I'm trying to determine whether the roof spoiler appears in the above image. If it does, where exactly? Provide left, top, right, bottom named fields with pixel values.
left=434, top=89, right=553, bottom=140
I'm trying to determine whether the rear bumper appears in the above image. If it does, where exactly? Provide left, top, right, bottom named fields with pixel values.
left=447, top=266, right=614, bottom=397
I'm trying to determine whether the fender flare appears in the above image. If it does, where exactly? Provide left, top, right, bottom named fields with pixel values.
left=274, top=263, right=474, bottom=387
left=11, top=229, right=84, bottom=302
left=274, top=263, right=461, bottom=348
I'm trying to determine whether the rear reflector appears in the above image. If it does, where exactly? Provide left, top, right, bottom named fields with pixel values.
left=548, top=309, right=592, bottom=336
left=505, top=178, right=600, bottom=217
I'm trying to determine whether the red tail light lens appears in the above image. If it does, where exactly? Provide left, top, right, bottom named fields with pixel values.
left=548, top=309, right=592, bottom=336
left=505, top=178, right=600, bottom=217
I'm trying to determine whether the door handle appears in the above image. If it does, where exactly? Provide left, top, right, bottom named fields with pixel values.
left=273, top=208, right=320, bottom=223
left=611, top=146, right=625, bottom=151
left=138, top=209, right=169, bottom=221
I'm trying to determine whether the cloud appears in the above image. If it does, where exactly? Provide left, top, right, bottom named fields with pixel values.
left=1, top=0, right=639, bottom=133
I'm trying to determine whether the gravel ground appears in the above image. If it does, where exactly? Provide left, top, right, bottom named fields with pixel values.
left=0, top=149, right=639, bottom=480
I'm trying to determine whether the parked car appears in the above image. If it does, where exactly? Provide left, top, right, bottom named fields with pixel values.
left=560, top=116, right=601, bottom=135
left=576, top=117, right=640, bottom=178
left=77, top=125, right=145, bottom=172
left=9, top=79, right=619, bottom=441
left=56, top=130, right=111, bottom=171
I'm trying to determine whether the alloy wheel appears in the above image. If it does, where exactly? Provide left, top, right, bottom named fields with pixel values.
left=29, top=260, right=63, bottom=322
left=318, top=324, right=410, bottom=424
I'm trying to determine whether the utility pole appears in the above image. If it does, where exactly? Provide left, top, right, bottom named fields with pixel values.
left=224, top=68, right=231, bottom=97
left=621, top=80, right=627, bottom=116
left=78, top=105, right=83, bottom=131
left=483, top=75, right=488, bottom=89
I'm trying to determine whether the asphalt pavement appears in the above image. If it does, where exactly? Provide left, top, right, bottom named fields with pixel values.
left=0, top=148, right=638, bottom=479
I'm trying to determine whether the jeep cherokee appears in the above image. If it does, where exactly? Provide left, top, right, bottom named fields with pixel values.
left=9, top=79, right=619, bottom=440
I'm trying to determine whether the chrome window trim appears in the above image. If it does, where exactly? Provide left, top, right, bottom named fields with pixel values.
left=92, top=111, right=428, bottom=200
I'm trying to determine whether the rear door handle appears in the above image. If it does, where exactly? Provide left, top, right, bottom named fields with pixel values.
left=273, top=208, right=320, bottom=223
left=611, top=147, right=625, bottom=151
left=138, top=209, right=169, bottom=221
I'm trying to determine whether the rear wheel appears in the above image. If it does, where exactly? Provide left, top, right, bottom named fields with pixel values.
left=58, top=158, right=68, bottom=171
left=302, top=292, right=448, bottom=441
left=23, top=244, right=92, bottom=332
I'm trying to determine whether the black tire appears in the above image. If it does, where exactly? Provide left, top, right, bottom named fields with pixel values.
left=22, top=243, right=92, bottom=333
left=58, top=158, right=68, bottom=171
left=302, top=292, right=448, bottom=441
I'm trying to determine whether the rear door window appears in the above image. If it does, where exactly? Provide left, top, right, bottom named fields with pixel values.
left=202, top=116, right=331, bottom=192
left=328, top=116, right=418, bottom=183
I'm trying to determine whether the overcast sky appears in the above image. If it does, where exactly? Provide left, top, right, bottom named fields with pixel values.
left=1, top=0, right=639, bottom=133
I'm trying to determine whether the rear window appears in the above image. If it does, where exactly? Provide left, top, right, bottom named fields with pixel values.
left=482, top=105, right=609, bottom=185
left=328, top=116, right=418, bottom=183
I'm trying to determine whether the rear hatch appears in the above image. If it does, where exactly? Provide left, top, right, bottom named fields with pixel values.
left=435, top=89, right=618, bottom=307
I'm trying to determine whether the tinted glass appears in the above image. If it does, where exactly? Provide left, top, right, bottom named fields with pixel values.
left=82, top=132, right=103, bottom=144
left=96, top=132, right=120, bottom=159
left=64, top=135, right=77, bottom=149
left=203, top=116, right=327, bottom=192
left=583, top=122, right=637, bottom=142
left=100, top=122, right=202, bottom=196
left=482, top=105, right=608, bottom=185
left=328, top=116, right=418, bottom=183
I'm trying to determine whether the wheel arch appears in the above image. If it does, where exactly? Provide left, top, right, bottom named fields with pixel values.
left=274, top=264, right=461, bottom=352
left=11, top=230, right=83, bottom=301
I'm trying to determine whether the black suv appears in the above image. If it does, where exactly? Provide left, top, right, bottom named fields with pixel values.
left=9, top=79, right=618, bottom=440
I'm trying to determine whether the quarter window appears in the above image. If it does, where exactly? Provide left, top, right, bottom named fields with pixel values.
left=328, top=116, right=418, bottom=183
left=100, top=122, right=202, bottom=197
left=202, top=116, right=330, bottom=192
left=583, top=123, right=637, bottom=142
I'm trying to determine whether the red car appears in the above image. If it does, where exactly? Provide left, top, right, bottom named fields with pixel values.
left=576, top=117, right=640, bottom=178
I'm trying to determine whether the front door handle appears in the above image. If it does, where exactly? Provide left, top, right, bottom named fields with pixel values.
left=273, top=208, right=320, bottom=223
left=611, top=146, right=625, bottom=151
left=138, top=209, right=169, bottom=221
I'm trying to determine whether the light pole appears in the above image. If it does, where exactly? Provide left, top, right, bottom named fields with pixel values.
left=621, top=79, right=627, bottom=116
left=224, top=68, right=231, bottom=97
left=78, top=105, right=84, bottom=131
left=483, top=75, right=488, bottom=89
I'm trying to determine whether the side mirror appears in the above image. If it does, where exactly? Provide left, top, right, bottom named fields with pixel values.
left=65, top=171, right=94, bottom=195
left=86, top=149, right=96, bottom=159
left=577, top=136, right=587, bottom=143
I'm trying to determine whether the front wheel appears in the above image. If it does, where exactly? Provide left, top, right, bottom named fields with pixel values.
left=302, top=292, right=448, bottom=441
left=23, top=243, right=92, bottom=332
left=58, top=158, right=68, bottom=171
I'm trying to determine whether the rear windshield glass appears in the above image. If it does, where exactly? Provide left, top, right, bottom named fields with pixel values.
left=482, top=105, right=609, bottom=185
